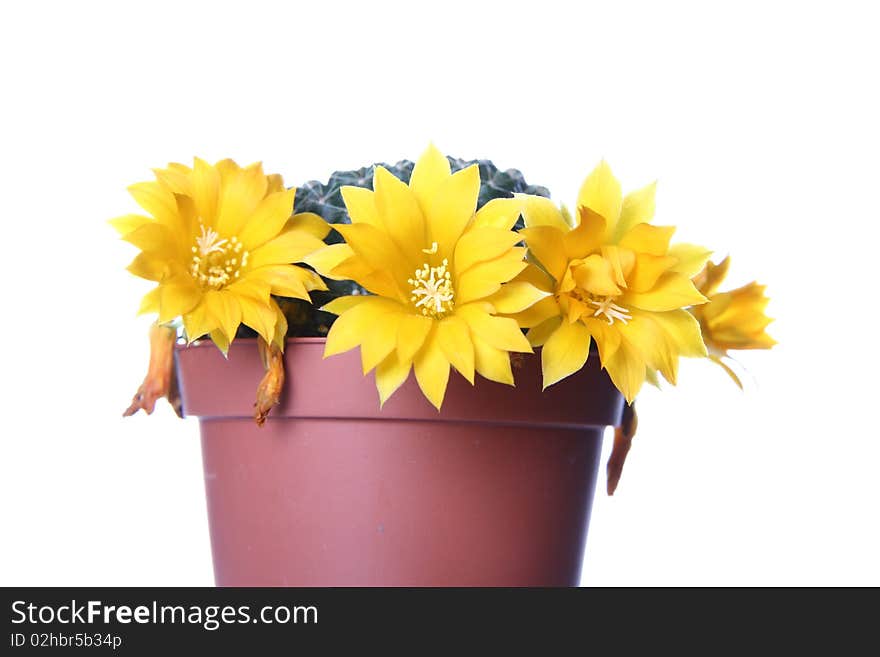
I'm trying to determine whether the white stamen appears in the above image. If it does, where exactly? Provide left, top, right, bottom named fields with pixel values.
left=409, top=256, right=454, bottom=317
left=589, top=297, right=632, bottom=325
left=195, top=224, right=229, bottom=257
left=189, top=222, right=249, bottom=290
left=422, top=242, right=439, bottom=255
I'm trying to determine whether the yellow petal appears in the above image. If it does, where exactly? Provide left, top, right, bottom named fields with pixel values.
left=527, top=316, right=562, bottom=347
left=321, top=294, right=370, bottom=315
left=206, top=290, right=242, bottom=342
left=340, top=186, right=382, bottom=227
left=237, top=188, right=297, bottom=249
left=576, top=160, right=622, bottom=230
left=247, top=227, right=327, bottom=269
left=584, top=316, right=622, bottom=363
left=623, top=272, right=707, bottom=311
left=519, top=226, right=568, bottom=282
left=472, top=197, right=525, bottom=230
left=286, top=211, right=331, bottom=240
left=361, top=311, right=403, bottom=374
left=701, top=283, right=775, bottom=350
left=566, top=296, right=590, bottom=323
left=613, top=181, right=657, bottom=242
left=510, top=296, right=561, bottom=329
left=627, top=253, right=678, bottom=293
left=128, top=181, right=180, bottom=229
left=303, top=243, right=355, bottom=279
left=602, top=338, right=647, bottom=403
left=214, top=158, right=241, bottom=182
left=409, top=143, right=451, bottom=215
left=173, top=194, right=198, bottom=238
left=225, top=275, right=270, bottom=303
left=330, top=255, right=401, bottom=299
left=628, top=315, right=677, bottom=384
left=295, top=267, right=327, bottom=292
left=334, top=222, right=410, bottom=293
left=137, top=287, right=161, bottom=316
left=158, top=275, right=202, bottom=323
left=122, top=222, right=178, bottom=258
left=653, top=308, right=707, bottom=359
left=486, top=281, right=552, bottom=314
left=246, top=265, right=323, bottom=300
left=373, top=166, right=427, bottom=256
left=271, top=300, right=288, bottom=351
left=693, top=256, right=732, bottom=297
left=456, top=248, right=527, bottom=304
left=457, top=303, right=532, bottom=353
left=375, top=351, right=411, bottom=407
left=413, top=330, right=450, bottom=410
left=601, top=245, right=636, bottom=287
left=153, top=163, right=191, bottom=196
left=109, top=214, right=152, bottom=236
left=709, top=354, right=745, bottom=388
left=192, top=157, right=220, bottom=223
left=668, top=243, right=713, bottom=278
left=512, top=263, right=555, bottom=292
left=472, top=334, right=514, bottom=385
left=618, top=223, right=676, bottom=257
left=718, top=285, right=772, bottom=325
left=454, top=226, right=522, bottom=274
left=209, top=329, right=230, bottom=356
left=126, top=252, right=169, bottom=281
left=558, top=265, right=577, bottom=296
left=571, top=254, right=622, bottom=296
left=540, top=318, right=593, bottom=389
left=323, top=297, right=404, bottom=357
left=560, top=204, right=575, bottom=227
left=748, top=332, right=777, bottom=350
left=266, top=173, right=285, bottom=195
left=182, top=300, right=216, bottom=343
left=436, top=315, right=475, bottom=384
left=396, top=313, right=434, bottom=364
left=215, top=163, right=269, bottom=237
left=425, top=164, right=479, bottom=256
left=521, top=195, right=569, bottom=231
left=199, top=290, right=223, bottom=341
left=237, top=295, right=277, bottom=344
left=564, top=207, right=606, bottom=259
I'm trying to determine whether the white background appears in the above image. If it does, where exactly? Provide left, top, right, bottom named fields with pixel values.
left=1, top=0, right=877, bottom=586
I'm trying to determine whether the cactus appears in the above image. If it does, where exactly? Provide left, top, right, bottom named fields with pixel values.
left=294, top=156, right=550, bottom=234
left=248, top=157, right=552, bottom=338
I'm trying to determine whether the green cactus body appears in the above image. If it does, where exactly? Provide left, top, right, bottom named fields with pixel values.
left=294, top=157, right=550, bottom=232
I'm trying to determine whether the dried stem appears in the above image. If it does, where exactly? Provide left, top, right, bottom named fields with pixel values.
left=123, top=323, right=182, bottom=418
left=606, top=401, right=638, bottom=495
left=254, top=338, right=285, bottom=427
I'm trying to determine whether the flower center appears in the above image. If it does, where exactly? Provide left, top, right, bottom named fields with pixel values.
left=189, top=223, right=249, bottom=289
left=408, top=246, right=454, bottom=318
left=588, top=296, right=632, bottom=325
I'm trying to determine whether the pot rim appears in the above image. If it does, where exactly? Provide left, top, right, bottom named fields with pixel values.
left=180, top=336, right=329, bottom=348
left=175, top=336, right=623, bottom=428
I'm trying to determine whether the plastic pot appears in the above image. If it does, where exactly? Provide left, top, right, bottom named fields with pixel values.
left=175, top=337, right=623, bottom=586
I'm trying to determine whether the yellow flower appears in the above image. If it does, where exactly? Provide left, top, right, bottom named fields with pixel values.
left=306, top=145, right=543, bottom=409
left=513, top=161, right=710, bottom=402
left=111, top=158, right=330, bottom=352
left=690, top=256, right=776, bottom=387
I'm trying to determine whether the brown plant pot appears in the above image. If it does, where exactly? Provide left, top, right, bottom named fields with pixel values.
left=175, top=337, right=624, bottom=587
